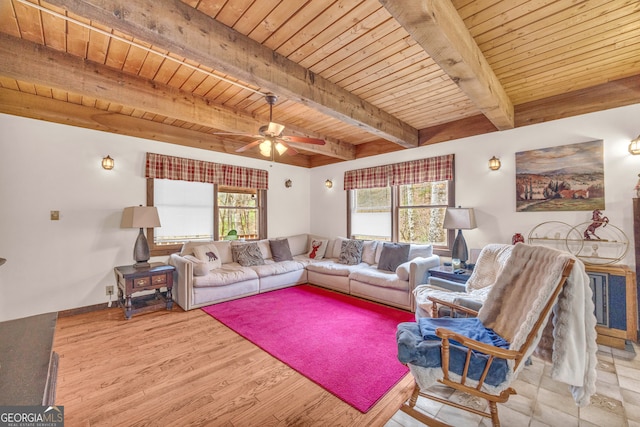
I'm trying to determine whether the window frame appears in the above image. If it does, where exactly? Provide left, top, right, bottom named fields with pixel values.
left=347, top=180, right=455, bottom=257
left=147, top=178, right=267, bottom=257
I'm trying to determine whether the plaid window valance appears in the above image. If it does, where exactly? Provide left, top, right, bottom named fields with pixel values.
left=343, top=164, right=392, bottom=190
left=145, top=152, right=269, bottom=190
left=344, top=154, right=454, bottom=190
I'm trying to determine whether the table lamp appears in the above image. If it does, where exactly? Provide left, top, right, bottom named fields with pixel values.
left=443, top=207, right=477, bottom=266
left=121, top=206, right=161, bottom=268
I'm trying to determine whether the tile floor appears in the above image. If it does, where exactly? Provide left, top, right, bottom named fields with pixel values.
left=386, top=342, right=640, bottom=427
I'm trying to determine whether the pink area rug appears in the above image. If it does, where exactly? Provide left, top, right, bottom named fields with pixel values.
left=202, top=284, right=414, bottom=413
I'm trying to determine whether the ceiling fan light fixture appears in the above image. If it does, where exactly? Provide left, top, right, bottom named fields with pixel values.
left=259, top=140, right=271, bottom=157
left=275, top=142, right=287, bottom=155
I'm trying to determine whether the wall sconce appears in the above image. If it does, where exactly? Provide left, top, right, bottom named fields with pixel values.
left=285, top=179, right=292, bottom=188
left=102, top=155, right=114, bottom=170
left=325, top=179, right=333, bottom=189
left=488, top=156, right=501, bottom=171
left=629, top=135, right=640, bottom=155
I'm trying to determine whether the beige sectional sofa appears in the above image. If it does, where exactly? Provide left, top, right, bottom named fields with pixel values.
left=169, top=234, right=440, bottom=312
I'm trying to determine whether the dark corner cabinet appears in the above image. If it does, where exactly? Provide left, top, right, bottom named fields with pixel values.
left=586, top=263, right=637, bottom=349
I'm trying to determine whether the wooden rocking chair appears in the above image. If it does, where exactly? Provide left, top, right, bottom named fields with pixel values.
left=397, top=244, right=578, bottom=427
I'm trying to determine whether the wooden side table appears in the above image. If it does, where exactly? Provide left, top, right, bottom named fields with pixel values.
left=114, top=263, right=175, bottom=320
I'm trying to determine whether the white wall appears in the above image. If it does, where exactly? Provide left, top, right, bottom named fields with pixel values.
left=2, top=103, right=638, bottom=321
left=310, top=104, right=640, bottom=267
left=0, top=114, right=310, bottom=321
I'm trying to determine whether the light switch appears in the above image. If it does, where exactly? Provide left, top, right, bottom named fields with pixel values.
left=50, top=211, right=60, bottom=220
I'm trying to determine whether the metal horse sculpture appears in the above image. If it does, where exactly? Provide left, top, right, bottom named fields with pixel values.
left=584, top=209, right=609, bottom=240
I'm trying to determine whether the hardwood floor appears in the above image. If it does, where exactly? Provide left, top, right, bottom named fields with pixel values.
left=53, top=305, right=414, bottom=426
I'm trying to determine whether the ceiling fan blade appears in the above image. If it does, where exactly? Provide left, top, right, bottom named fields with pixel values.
left=235, top=139, right=263, bottom=153
left=282, top=135, right=326, bottom=145
left=285, top=145, right=298, bottom=156
left=267, top=122, right=285, bottom=136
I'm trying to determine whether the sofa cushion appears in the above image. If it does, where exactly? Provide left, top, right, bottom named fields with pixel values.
left=307, top=238, right=329, bottom=260
left=256, top=239, right=272, bottom=260
left=250, top=260, right=305, bottom=278
left=231, top=242, right=265, bottom=267
left=331, top=237, right=348, bottom=259
left=338, top=239, right=364, bottom=265
left=361, top=240, right=378, bottom=265
left=214, top=240, right=233, bottom=264
left=269, top=239, right=293, bottom=262
left=287, top=234, right=309, bottom=256
left=350, top=266, right=410, bottom=291
left=192, top=243, right=222, bottom=270
left=378, top=242, right=410, bottom=272
left=306, top=259, right=365, bottom=276
left=192, top=264, right=259, bottom=287
left=184, top=255, right=210, bottom=276
left=409, top=244, right=433, bottom=260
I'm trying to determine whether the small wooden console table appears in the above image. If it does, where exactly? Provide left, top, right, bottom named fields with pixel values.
left=114, top=263, right=175, bottom=320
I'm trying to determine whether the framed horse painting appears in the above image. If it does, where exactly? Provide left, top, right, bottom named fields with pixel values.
left=515, top=140, right=605, bottom=212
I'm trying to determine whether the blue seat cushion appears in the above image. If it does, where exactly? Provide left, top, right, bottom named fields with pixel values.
left=397, top=318, right=510, bottom=387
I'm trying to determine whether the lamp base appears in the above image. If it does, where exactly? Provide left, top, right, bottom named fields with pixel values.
left=133, top=261, right=151, bottom=269
left=451, top=229, right=469, bottom=264
left=133, top=228, right=151, bottom=268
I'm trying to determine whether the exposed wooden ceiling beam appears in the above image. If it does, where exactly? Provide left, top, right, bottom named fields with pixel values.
left=0, top=87, right=312, bottom=167
left=380, top=0, right=514, bottom=131
left=0, top=33, right=355, bottom=161
left=44, top=0, right=419, bottom=148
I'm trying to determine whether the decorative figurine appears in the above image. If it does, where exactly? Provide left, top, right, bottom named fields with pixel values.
left=512, top=233, right=525, bottom=245
left=583, top=209, right=609, bottom=240
left=635, top=173, right=640, bottom=198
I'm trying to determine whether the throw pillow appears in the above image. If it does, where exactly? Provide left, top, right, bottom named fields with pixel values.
left=338, top=239, right=364, bottom=265
left=184, top=255, right=210, bottom=276
left=231, top=242, right=265, bottom=267
left=307, top=238, right=329, bottom=260
left=269, top=239, right=293, bottom=262
left=192, top=243, right=222, bottom=270
left=378, top=242, right=410, bottom=272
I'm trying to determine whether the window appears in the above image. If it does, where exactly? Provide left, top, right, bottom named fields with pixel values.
left=217, top=186, right=260, bottom=240
left=398, top=181, right=449, bottom=246
left=148, top=179, right=266, bottom=256
left=350, top=187, right=391, bottom=241
left=153, top=179, right=214, bottom=245
left=348, top=180, right=453, bottom=255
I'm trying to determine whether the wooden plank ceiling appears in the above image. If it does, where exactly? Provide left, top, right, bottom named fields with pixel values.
left=0, top=0, right=638, bottom=168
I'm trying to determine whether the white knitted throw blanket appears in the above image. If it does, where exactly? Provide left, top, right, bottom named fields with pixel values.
left=465, top=243, right=514, bottom=292
left=413, top=244, right=514, bottom=317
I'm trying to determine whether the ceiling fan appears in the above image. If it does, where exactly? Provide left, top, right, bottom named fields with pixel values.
left=214, top=94, right=325, bottom=158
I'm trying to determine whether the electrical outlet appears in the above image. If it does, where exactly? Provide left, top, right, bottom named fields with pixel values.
left=106, top=285, right=114, bottom=296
